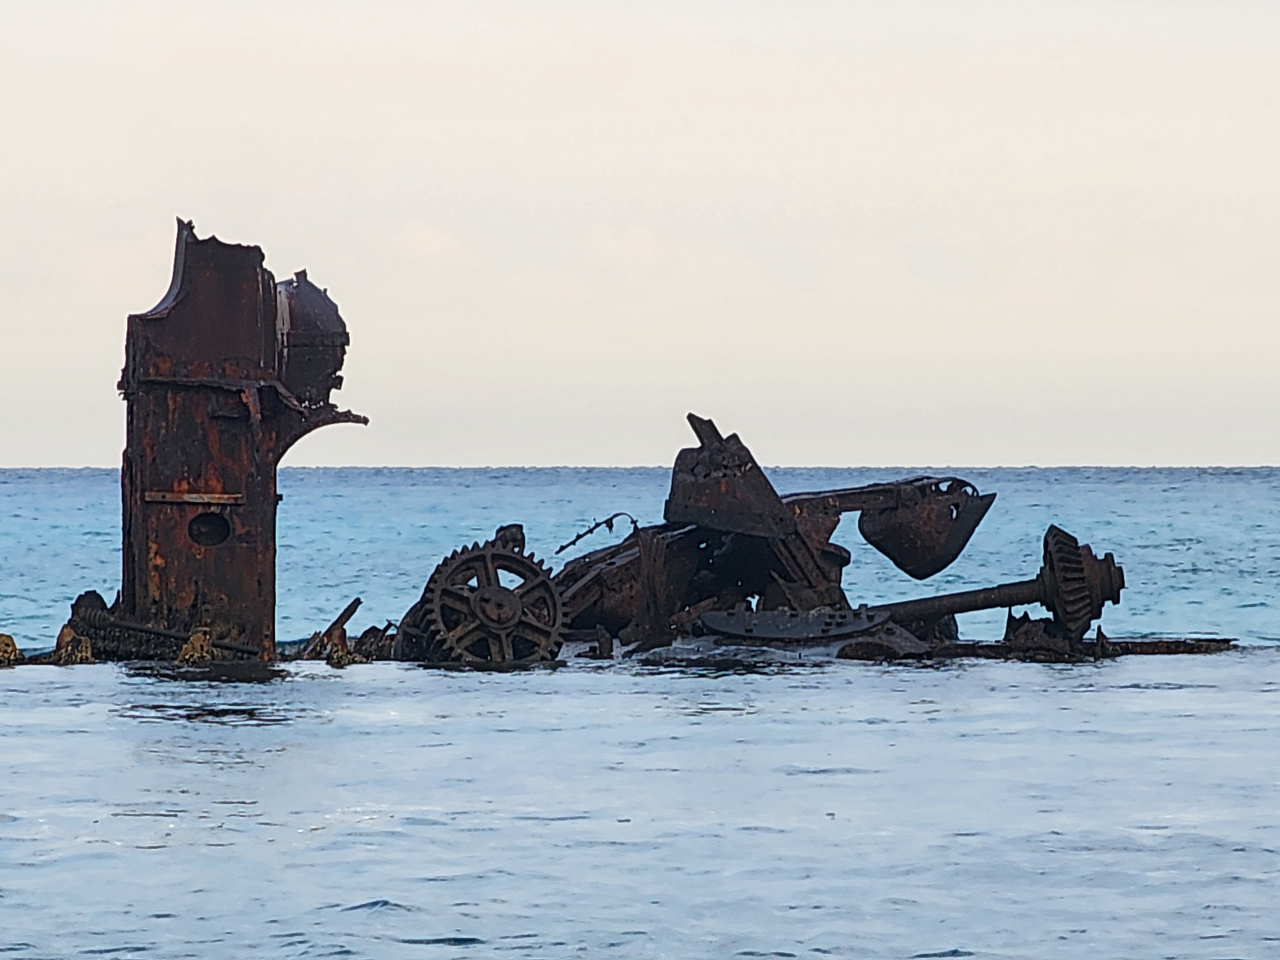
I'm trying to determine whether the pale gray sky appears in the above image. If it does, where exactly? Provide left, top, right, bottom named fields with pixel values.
left=1, top=0, right=1276, bottom=466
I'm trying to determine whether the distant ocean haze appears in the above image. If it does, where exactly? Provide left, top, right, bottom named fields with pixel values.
left=1, top=466, right=1274, bottom=650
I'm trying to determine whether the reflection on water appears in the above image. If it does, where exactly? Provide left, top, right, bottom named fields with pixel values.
left=122, top=661, right=290, bottom=685
left=114, top=703, right=304, bottom=726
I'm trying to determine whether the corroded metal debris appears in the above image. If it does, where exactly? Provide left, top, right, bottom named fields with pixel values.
left=384, top=415, right=1231, bottom=667
left=700, top=607, right=890, bottom=644
left=61, top=219, right=365, bottom=662
left=397, top=533, right=563, bottom=666
left=375, top=414, right=1009, bottom=667
left=299, top=597, right=367, bottom=666
left=0, top=634, right=21, bottom=667
left=15, top=225, right=1234, bottom=670
left=869, top=525, right=1125, bottom=645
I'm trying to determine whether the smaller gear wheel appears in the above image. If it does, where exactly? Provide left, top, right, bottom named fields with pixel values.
left=1040, top=525, right=1125, bottom=641
left=405, top=531, right=564, bottom=667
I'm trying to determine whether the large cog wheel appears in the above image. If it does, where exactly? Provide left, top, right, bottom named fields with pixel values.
left=417, top=538, right=564, bottom=666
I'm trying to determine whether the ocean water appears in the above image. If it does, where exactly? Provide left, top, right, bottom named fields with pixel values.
left=2, top=467, right=1279, bottom=958
left=1, top=466, right=1277, bottom=648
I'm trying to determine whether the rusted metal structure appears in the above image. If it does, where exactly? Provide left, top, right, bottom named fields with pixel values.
left=550, top=416, right=998, bottom=648
left=389, top=414, right=1002, bottom=666
left=71, top=220, right=365, bottom=660
left=693, top=524, right=1128, bottom=661
left=22, top=226, right=1232, bottom=670
left=665, top=415, right=995, bottom=587
left=385, top=414, right=1230, bottom=668
left=871, top=525, right=1123, bottom=643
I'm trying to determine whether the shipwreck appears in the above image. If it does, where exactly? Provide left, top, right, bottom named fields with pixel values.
left=0, top=223, right=1235, bottom=669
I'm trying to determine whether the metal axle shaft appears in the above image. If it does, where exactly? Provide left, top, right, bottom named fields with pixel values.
left=867, top=526, right=1125, bottom=641
left=871, top=577, right=1044, bottom=626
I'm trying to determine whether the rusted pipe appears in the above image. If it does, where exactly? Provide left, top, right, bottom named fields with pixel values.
left=871, top=578, right=1044, bottom=626
left=869, top=526, right=1125, bottom=641
left=75, top=608, right=260, bottom=657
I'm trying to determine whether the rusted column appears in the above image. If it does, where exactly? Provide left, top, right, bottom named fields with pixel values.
left=116, top=220, right=365, bottom=659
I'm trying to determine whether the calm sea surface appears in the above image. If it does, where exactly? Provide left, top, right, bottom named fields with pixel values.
left=1, top=468, right=1278, bottom=958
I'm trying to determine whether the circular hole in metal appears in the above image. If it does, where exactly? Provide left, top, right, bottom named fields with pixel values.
left=188, top=512, right=231, bottom=547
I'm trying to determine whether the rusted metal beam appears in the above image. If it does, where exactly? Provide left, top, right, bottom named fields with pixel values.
left=144, top=492, right=246, bottom=505
left=72, top=607, right=261, bottom=657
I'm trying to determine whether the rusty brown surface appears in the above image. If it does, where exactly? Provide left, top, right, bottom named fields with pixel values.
left=397, top=536, right=563, bottom=666
left=0, top=634, right=21, bottom=667
left=93, top=220, right=366, bottom=661
left=50, top=625, right=94, bottom=665
left=384, top=432, right=1229, bottom=664
left=299, top=597, right=364, bottom=661
left=26, top=219, right=1228, bottom=670
left=662, top=414, right=996, bottom=609
left=702, top=606, right=888, bottom=644
left=1104, top=639, right=1236, bottom=655
left=870, top=525, right=1125, bottom=643
left=398, top=415, right=1002, bottom=666
left=663, top=414, right=798, bottom=539
left=853, top=480, right=996, bottom=580
left=929, top=638, right=1236, bottom=661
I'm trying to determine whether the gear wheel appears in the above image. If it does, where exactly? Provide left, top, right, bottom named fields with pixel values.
left=405, top=534, right=564, bottom=666
left=1040, top=525, right=1125, bottom=641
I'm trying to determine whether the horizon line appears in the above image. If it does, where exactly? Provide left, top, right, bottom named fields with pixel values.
left=2, top=463, right=1278, bottom=471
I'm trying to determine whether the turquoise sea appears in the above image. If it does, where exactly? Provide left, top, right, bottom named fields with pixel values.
left=2, top=466, right=1276, bottom=649
left=1, top=468, right=1278, bottom=958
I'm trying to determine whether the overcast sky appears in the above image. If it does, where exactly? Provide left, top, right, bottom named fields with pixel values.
left=1, top=0, right=1276, bottom=467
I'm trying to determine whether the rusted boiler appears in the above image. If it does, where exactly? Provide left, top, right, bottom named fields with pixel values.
left=77, top=220, right=366, bottom=660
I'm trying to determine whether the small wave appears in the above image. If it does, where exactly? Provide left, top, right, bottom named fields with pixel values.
left=512, top=814, right=591, bottom=822
left=340, top=899, right=413, bottom=912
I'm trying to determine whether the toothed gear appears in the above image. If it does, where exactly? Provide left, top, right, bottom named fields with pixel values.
left=409, top=537, right=564, bottom=666
left=1040, top=525, right=1125, bottom=641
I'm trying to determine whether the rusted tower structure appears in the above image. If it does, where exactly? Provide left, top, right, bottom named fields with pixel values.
left=112, top=219, right=365, bottom=659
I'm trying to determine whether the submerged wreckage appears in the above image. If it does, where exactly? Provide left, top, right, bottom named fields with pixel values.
left=366, top=416, right=1222, bottom=667
left=1, top=224, right=1234, bottom=669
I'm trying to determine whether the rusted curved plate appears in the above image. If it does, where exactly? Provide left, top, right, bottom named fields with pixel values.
left=858, top=487, right=996, bottom=580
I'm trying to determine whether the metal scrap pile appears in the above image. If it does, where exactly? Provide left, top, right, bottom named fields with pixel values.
left=8, top=223, right=1232, bottom=670
left=339, top=413, right=1226, bottom=668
